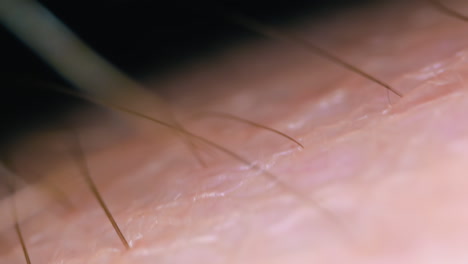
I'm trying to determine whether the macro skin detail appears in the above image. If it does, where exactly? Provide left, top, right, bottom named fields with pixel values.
left=2, top=0, right=468, bottom=263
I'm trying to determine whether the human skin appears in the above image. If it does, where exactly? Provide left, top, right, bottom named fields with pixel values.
left=2, top=0, right=468, bottom=263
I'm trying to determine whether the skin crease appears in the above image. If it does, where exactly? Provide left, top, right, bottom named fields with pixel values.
left=2, top=0, right=468, bottom=263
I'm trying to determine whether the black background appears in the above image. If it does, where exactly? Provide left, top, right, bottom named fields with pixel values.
left=0, top=0, right=379, bottom=144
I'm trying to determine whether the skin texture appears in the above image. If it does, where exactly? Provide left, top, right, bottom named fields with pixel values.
left=2, top=0, right=468, bottom=263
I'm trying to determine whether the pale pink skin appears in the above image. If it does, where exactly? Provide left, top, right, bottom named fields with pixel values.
left=2, top=0, right=468, bottom=263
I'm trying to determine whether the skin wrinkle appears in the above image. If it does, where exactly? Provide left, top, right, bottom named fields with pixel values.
left=3, top=0, right=468, bottom=263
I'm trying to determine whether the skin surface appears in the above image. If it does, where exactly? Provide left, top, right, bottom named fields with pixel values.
left=2, top=0, right=468, bottom=263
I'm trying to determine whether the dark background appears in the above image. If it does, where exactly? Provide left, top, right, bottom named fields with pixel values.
left=0, top=0, right=380, bottom=144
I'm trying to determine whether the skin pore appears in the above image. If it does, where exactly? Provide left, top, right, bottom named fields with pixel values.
left=3, top=0, right=468, bottom=263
